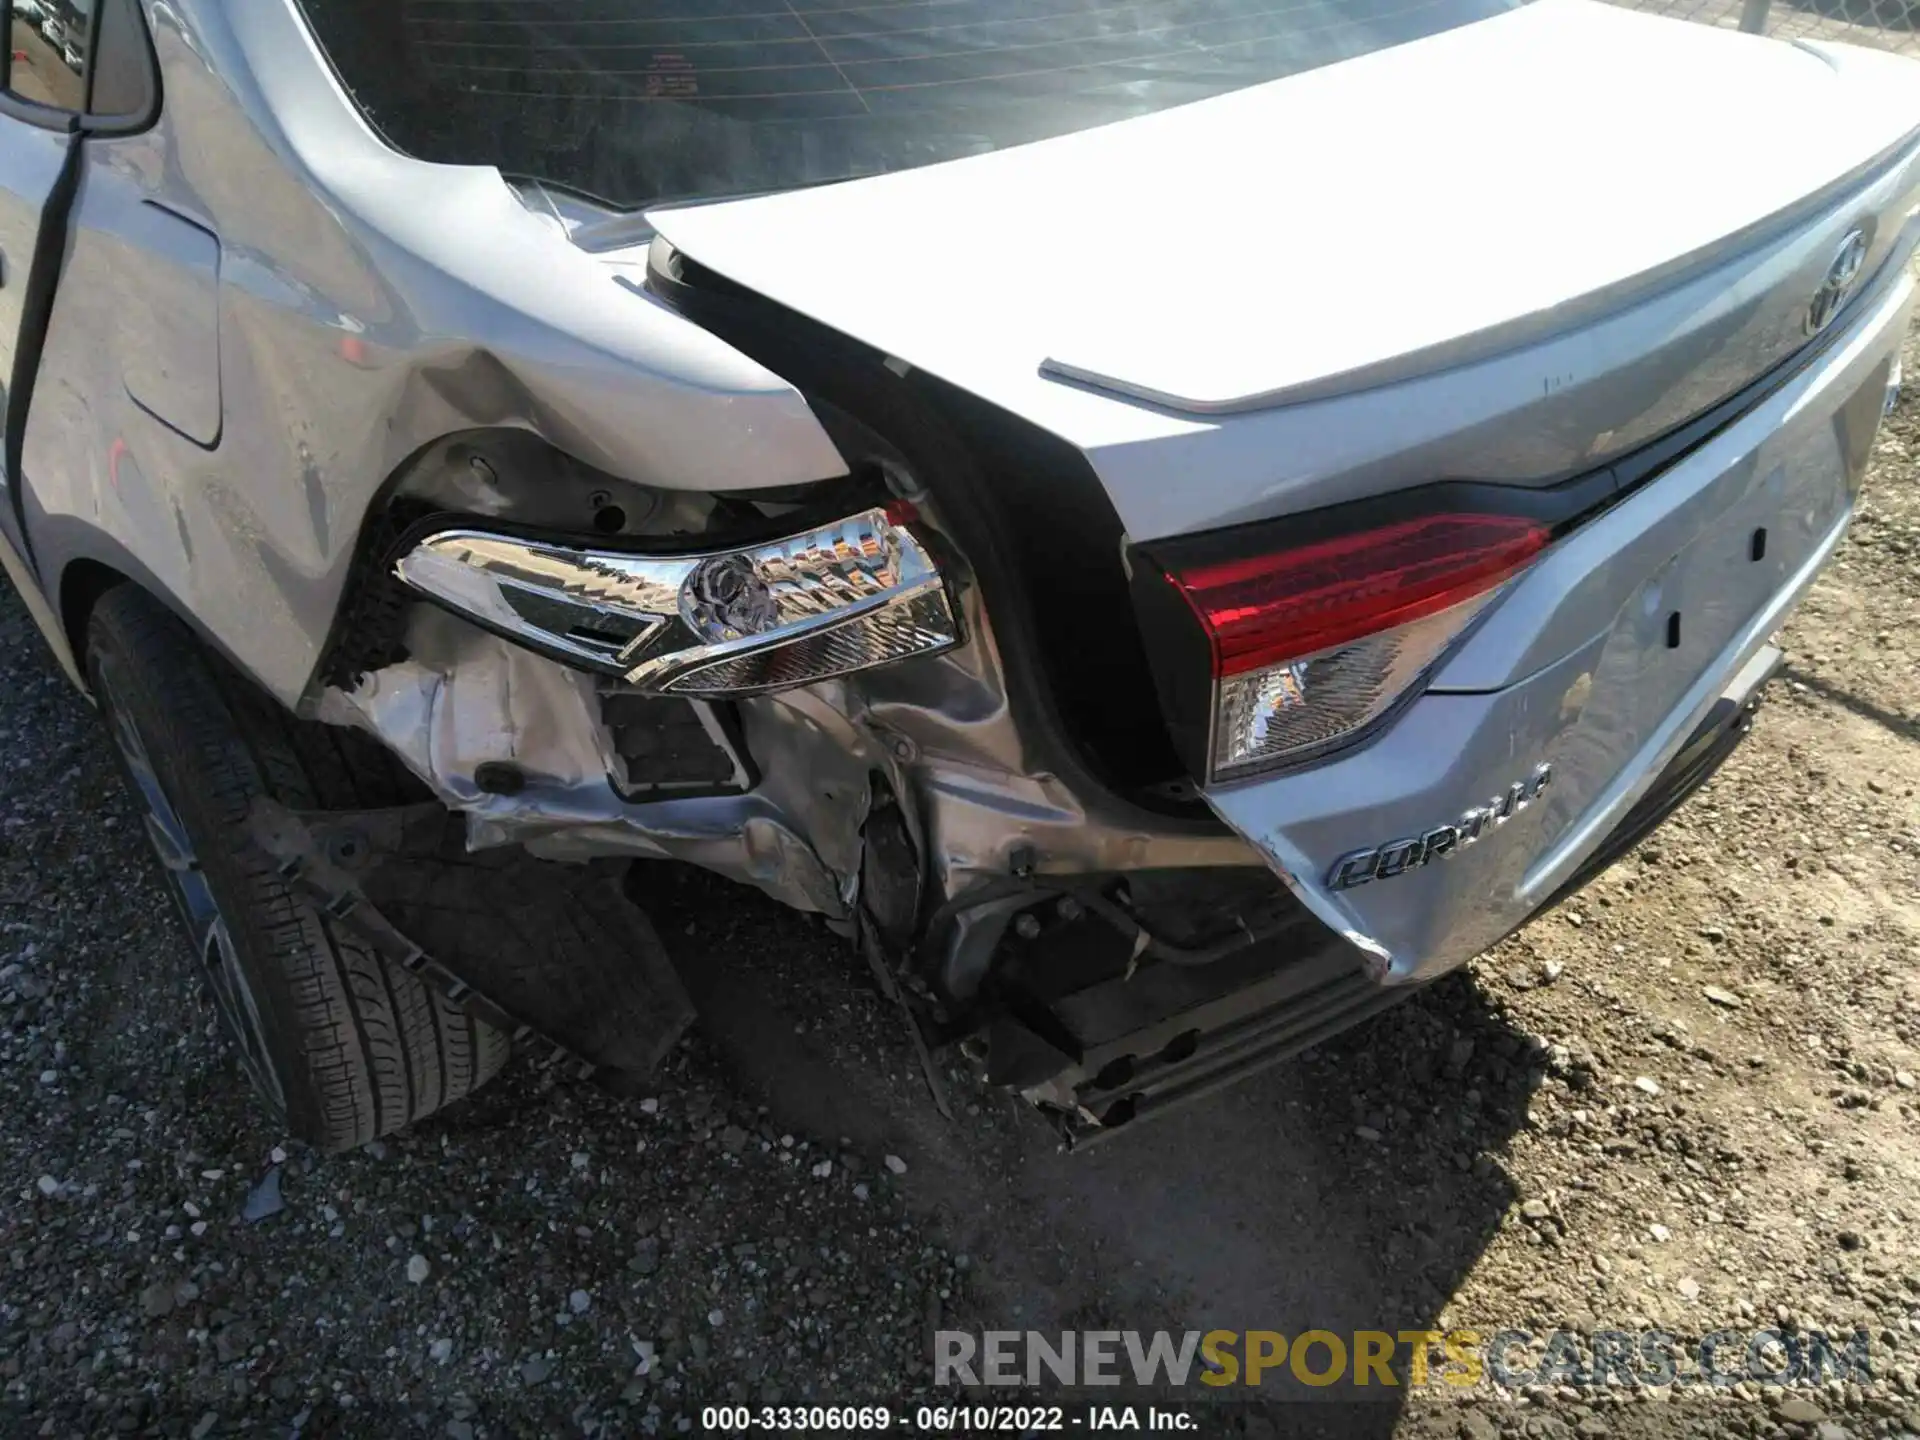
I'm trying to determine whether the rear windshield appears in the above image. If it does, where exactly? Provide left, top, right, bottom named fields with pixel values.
left=297, top=0, right=1522, bottom=212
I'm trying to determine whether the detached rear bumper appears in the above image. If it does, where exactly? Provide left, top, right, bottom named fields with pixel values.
left=1011, top=654, right=1774, bottom=1143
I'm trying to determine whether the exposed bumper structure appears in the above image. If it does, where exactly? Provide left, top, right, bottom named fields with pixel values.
left=322, top=524, right=1258, bottom=933
left=1002, top=651, right=1776, bottom=1144
left=317, top=261, right=1904, bottom=1059
left=291, top=30, right=1915, bottom=1140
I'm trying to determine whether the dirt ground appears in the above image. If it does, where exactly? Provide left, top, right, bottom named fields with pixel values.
left=2, top=353, right=1919, bottom=1437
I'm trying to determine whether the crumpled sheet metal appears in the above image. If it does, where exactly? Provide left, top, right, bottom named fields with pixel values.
left=525, top=696, right=870, bottom=917
left=322, top=591, right=1258, bottom=928
left=849, top=586, right=1258, bottom=897
left=320, top=607, right=856, bottom=917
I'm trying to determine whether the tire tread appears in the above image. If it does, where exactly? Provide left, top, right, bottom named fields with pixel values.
left=86, top=588, right=506, bottom=1151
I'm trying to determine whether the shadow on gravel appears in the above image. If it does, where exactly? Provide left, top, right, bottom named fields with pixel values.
left=639, top=862, right=1547, bottom=1435
left=1779, top=663, right=1920, bottom=744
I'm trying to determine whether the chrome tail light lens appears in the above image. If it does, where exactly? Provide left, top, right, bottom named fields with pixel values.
left=1151, top=512, right=1550, bottom=782
left=392, top=505, right=960, bottom=697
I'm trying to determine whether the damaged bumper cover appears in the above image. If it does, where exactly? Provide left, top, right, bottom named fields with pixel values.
left=322, top=503, right=1262, bottom=941
left=1009, top=652, right=1775, bottom=1143
left=311, top=264, right=1888, bottom=1144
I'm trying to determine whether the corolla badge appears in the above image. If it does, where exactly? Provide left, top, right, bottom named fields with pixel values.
left=1326, top=764, right=1553, bottom=892
left=1807, top=228, right=1868, bottom=336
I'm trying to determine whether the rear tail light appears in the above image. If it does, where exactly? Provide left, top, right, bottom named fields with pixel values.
left=1165, top=513, right=1549, bottom=782
left=393, top=505, right=960, bottom=698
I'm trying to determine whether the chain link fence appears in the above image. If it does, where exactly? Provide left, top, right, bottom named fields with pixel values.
left=1604, top=0, right=1920, bottom=56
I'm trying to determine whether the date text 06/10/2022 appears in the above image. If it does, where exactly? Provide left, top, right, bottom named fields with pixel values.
left=698, top=1404, right=1196, bottom=1430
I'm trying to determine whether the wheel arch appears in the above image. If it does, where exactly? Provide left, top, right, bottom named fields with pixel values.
left=50, top=538, right=219, bottom=701
left=59, top=555, right=132, bottom=685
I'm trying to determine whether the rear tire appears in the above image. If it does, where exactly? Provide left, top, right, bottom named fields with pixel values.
left=86, top=585, right=509, bottom=1151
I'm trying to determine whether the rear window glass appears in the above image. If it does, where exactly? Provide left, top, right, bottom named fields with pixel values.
left=297, top=0, right=1523, bottom=211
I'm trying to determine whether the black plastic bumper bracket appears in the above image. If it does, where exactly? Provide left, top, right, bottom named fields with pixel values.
left=246, top=799, right=695, bottom=1081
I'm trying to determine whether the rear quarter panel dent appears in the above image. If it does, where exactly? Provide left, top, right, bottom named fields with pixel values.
left=24, top=0, right=849, bottom=708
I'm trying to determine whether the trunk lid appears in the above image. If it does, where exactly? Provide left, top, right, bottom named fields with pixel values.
left=647, top=0, right=1920, bottom=985
left=647, top=0, right=1920, bottom=429
left=1205, top=264, right=1908, bottom=982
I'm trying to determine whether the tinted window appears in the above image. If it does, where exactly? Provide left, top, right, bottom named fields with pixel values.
left=297, top=0, right=1523, bottom=211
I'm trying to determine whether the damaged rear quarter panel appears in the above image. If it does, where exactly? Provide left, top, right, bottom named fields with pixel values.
left=22, top=0, right=847, bottom=709
left=322, top=574, right=1258, bottom=938
left=318, top=605, right=867, bottom=918
left=28, top=0, right=1262, bottom=948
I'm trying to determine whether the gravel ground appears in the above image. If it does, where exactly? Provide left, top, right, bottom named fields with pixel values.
left=3, top=351, right=1919, bottom=1439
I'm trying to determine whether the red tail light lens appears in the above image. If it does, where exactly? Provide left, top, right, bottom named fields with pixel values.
left=1165, top=513, right=1550, bottom=780
left=1171, top=514, right=1550, bottom=679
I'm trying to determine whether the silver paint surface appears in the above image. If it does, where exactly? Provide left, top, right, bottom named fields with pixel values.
left=1208, top=268, right=1912, bottom=982
left=646, top=7, right=1920, bottom=542
left=114, top=199, right=223, bottom=447
left=0, top=0, right=1913, bottom=992
left=20, top=0, right=849, bottom=706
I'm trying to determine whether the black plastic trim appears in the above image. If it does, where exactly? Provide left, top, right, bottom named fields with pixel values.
left=0, top=92, right=80, bottom=132
left=3, top=129, right=84, bottom=565
left=1139, top=470, right=1619, bottom=579
left=646, top=248, right=1220, bottom=829
left=600, top=693, right=760, bottom=804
